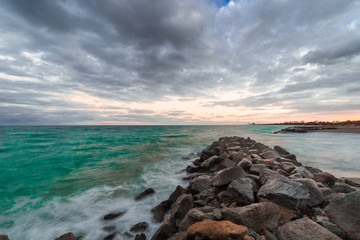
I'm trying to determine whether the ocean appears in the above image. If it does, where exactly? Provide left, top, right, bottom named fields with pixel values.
left=0, top=125, right=359, bottom=239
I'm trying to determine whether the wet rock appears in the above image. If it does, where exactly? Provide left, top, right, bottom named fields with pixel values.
left=169, top=185, right=187, bottom=203
left=186, top=164, right=199, bottom=173
left=0, top=236, right=9, bottom=240
left=332, top=183, right=356, bottom=193
left=151, top=200, right=172, bottom=222
left=135, top=188, right=155, bottom=200
left=179, top=208, right=208, bottom=231
left=280, top=162, right=296, bottom=173
left=212, top=166, right=247, bottom=187
left=291, top=166, right=314, bottom=179
left=170, top=194, right=193, bottom=225
left=293, top=178, right=324, bottom=206
left=258, top=175, right=310, bottom=210
left=221, top=202, right=280, bottom=231
left=274, top=146, right=290, bottom=155
left=228, top=178, right=257, bottom=205
left=277, top=217, right=341, bottom=240
left=313, top=172, right=336, bottom=187
left=237, top=157, right=253, bottom=170
left=55, top=233, right=77, bottom=240
left=325, top=191, right=360, bottom=240
left=134, top=233, right=146, bottom=240
left=130, top=222, right=148, bottom=232
left=151, top=219, right=177, bottom=240
left=168, top=231, right=188, bottom=240
left=189, top=175, right=212, bottom=194
left=103, top=233, right=116, bottom=240
left=187, top=220, right=248, bottom=240
left=103, top=210, right=126, bottom=221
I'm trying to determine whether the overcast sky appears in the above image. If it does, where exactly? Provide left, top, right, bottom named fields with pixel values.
left=0, top=0, right=359, bottom=125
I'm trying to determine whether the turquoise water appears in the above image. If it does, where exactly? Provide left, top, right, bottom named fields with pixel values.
left=0, top=125, right=359, bottom=239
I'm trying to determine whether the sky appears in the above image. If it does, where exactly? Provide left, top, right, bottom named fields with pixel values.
left=0, top=0, right=359, bottom=125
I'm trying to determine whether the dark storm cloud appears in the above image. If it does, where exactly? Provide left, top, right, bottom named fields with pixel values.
left=0, top=0, right=359, bottom=124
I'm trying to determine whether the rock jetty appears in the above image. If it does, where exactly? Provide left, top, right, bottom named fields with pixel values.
left=150, top=136, right=359, bottom=240
left=3, top=136, right=359, bottom=240
left=274, top=126, right=337, bottom=134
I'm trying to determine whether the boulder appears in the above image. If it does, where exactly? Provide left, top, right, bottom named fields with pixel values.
left=179, top=208, right=208, bottom=231
left=134, top=233, right=146, bottom=240
left=274, top=146, right=290, bottom=155
left=221, top=202, right=280, bottom=231
left=187, top=220, right=248, bottom=240
left=277, top=217, right=341, bottom=240
left=200, top=155, right=218, bottom=170
left=293, top=178, right=323, bottom=206
left=325, top=191, right=360, bottom=240
left=259, top=168, right=282, bottom=184
left=280, top=162, right=296, bottom=173
left=260, top=151, right=280, bottom=159
left=0, top=236, right=9, bottom=240
left=151, top=218, right=177, bottom=240
left=189, top=175, right=212, bottom=194
left=103, top=210, right=126, bottom=221
left=135, top=188, right=155, bottom=200
left=55, top=233, right=77, bottom=240
left=170, top=194, right=193, bottom=224
left=250, top=164, right=269, bottom=176
left=237, top=157, right=252, bottom=170
left=313, top=172, right=336, bottom=187
left=291, top=167, right=314, bottom=179
left=151, top=200, right=172, bottom=222
left=232, top=152, right=248, bottom=163
left=228, top=178, right=257, bottom=205
left=212, top=166, right=247, bottom=187
left=103, top=233, right=116, bottom=240
left=130, top=222, right=148, bottom=232
left=319, top=219, right=347, bottom=239
left=319, top=187, right=333, bottom=199
left=257, top=176, right=310, bottom=210
left=332, top=183, right=356, bottom=193
left=169, top=185, right=187, bottom=203
left=186, top=164, right=199, bottom=173
left=218, top=191, right=236, bottom=203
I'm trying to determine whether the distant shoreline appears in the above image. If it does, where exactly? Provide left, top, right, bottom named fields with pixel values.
left=273, top=125, right=360, bottom=134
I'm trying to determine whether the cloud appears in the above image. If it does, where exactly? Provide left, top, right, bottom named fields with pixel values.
left=0, top=0, right=359, bottom=124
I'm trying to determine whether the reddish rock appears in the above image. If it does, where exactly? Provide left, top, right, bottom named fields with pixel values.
left=187, top=220, right=248, bottom=240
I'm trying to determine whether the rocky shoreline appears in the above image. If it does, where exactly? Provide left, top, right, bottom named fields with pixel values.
left=2, top=136, right=360, bottom=240
left=274, top=125, right=360, bottom=134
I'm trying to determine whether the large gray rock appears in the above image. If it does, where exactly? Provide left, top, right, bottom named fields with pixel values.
left=170, top=194, right=193, bottom=224
left=259, top=168, right=282, bottom=184
left=212, top=166, right=247, bottom=187
left=227, top=178, right=257, bottom=205
left=258, top=175, right=310, bottom=210
left=319, top=219, right=347, bottom=240
left=168, top=231, right=188, bottom=240
left=200, top=155, right=218, bottom=170
left=325, top=191, right=360, bottom=240
left=237, top=157, right=252, bottom=170
left=313, top=172, right=336, bottom=187
left=168, top=185, right=187, bottom=203
left=221, top=202, right=280, bottom=231
left=277, top=218, right=341, bottom=240
left=151, top=218, right=177, bottom=240
left=250, top=164, right=269, bottom=176
left=332, top=183, right=356, bottom=193
left=189, top=175, right=212, bottom=193
left=294, top=178, right=324, bottom=206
